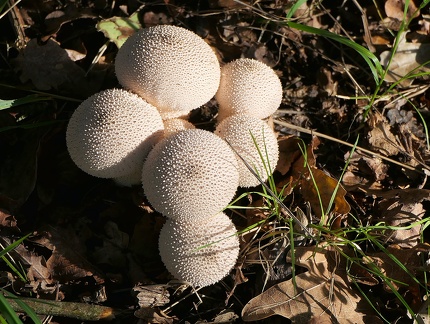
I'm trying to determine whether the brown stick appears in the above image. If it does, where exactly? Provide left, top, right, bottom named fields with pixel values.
left=7, top=297, right=117, bottom=321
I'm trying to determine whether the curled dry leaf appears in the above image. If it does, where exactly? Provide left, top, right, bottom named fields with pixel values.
left=367, top=113, right=400, bottom=156
left=242, top=245, right=380, bottom=323
left=0, top=208, right=17, bottom=229
left=372, top=188, right=430, bottom=248
left=300, top=167, right=350, bottom=226
left=30, top=227, right=104, bottom=283
left=133, top=284, right=170, bottom=308
left=14, top=39, right=90, bottom=94
left=276, top=136, right=350, bottom=223
left=380, top=35, right=430, bottom=86
left=384, top=0, right=420, bottom=21
left=342, top=151, right=387, bottom=191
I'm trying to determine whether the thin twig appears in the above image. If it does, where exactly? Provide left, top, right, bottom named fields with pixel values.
left=274, top=119, right=427, bottom=174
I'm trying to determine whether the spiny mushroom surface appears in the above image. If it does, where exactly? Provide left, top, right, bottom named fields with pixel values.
left=159, top=212, right=239, bottom=287
left=142, top=129, right=239, bottom=220
left=215, top=114, right=279, bottom=187
left=215, top=58, right=283, bottom=121
left=162, top=118, right=195, bottom=138
left=115, top=25, right=220, bottom=118
left=66, top=89, right=164, bottom=179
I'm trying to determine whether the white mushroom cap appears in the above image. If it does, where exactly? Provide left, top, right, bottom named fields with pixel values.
left=162, top=118, right=195, bottom=138
left=66, top=89, right=164, bottom=179
left=142, top=129, right=239, bottom=220
left=215, top=58, right=283, bottom=121
left=159, top=212, right=239, bottom=287
left=215, top=114, right=279, bottom=187
left=115, top=25, right=221, bottom=117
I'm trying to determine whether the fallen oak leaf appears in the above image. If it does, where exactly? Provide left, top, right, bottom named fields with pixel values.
left=242, top=245, right=380, bottom=323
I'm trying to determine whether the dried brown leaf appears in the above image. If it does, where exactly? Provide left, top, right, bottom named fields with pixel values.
left=242, top=246, right=378, bottom=323
left=372, top=189, right=430, bottom=247
left=12, top=243, right=54, bottom=292
left=342, top=151, right=387, bottom=191
left=133, top=284, right=170, bottom=308
left=275, top=136, right=349, bottom=223
left=380, top=35, right=430, bottom=86
left=0, top=209, right=17, bottom=228
left=385, top=0, right=420, bottom=21
left=31, top=227, right=104, bottom=283
left=276, top=136, right=319, bottom=195
left=14, top=39, right=91, bottom=95
left=364, top=243, right=430, bottom=295
left=367, top=114, right=400, bottom=156
left=300, top=167, right=351, bottom=223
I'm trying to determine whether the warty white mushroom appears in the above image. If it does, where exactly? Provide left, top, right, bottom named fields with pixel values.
left=66, top=88, right=164, bottom=179
left=115, top=25, right=221, bottom=119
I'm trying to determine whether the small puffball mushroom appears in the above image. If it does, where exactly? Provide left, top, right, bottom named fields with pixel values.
left=66, top=89, right=164, bottom=179
left=115, top=25, right=221, bottom=118
left=142, top=129, right=239, bottom=220
left=159, top=212, right=239, bottom=287
left=163, top=118, right=195, bottom=138
left=215, top=114, right=279, bottom=188
left=215, top=58, right=283, bottom=121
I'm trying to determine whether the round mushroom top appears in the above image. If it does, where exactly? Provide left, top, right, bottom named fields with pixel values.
left=115, top=25, right=221, bottom=116
left=162, top=118, right=195, bottom=138
left=158, top=212, right=239, bottom=287
left=215, top=114, right=279, bottom=187
left=66, top=89, right=164, bottom=179
left=215, top=58, right=283, bottom=121
left=142, top=129, right=239, bottom=220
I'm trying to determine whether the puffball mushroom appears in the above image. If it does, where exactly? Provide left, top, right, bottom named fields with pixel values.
left=142, top=129, right=239, bottom=221
left=159, top=212, right=239, bottom=287
left=215, top=58, right=283, bottom=121
left=66, top=89, right=164, bottom=179
left=115, top=25, right=221, bottom=119
left=215, top=114, right=279, bottom=188
left=162, top=118, right=195, bottom=138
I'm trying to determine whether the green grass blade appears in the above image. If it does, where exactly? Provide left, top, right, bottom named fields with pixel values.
left=0, top=293, right=23, bottom=324
left=0, top=120, right=66, bottom=133
left=286, top=21, right=383, bottom=83
left=2, top=290, right=42, bottom=324
left=0, top=0, right=8, bottom=15
left=286, top=0, right=308, bottom=19
left=0, top=95, right=52, bottom=111
left=0, top=234, right=30, bottom=259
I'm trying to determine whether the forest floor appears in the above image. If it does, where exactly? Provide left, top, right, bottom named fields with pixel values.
left=1, top=0, right=430, bottom=323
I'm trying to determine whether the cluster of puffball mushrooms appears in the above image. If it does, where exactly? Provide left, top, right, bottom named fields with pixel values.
left=66, top=25, right=283, bottom=287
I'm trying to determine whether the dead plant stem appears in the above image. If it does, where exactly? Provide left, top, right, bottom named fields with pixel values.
left=274, top=119, right=426, bottom=174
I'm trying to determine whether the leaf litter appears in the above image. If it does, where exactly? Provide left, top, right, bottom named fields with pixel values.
left=1, top=0, right=430, bottom=323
